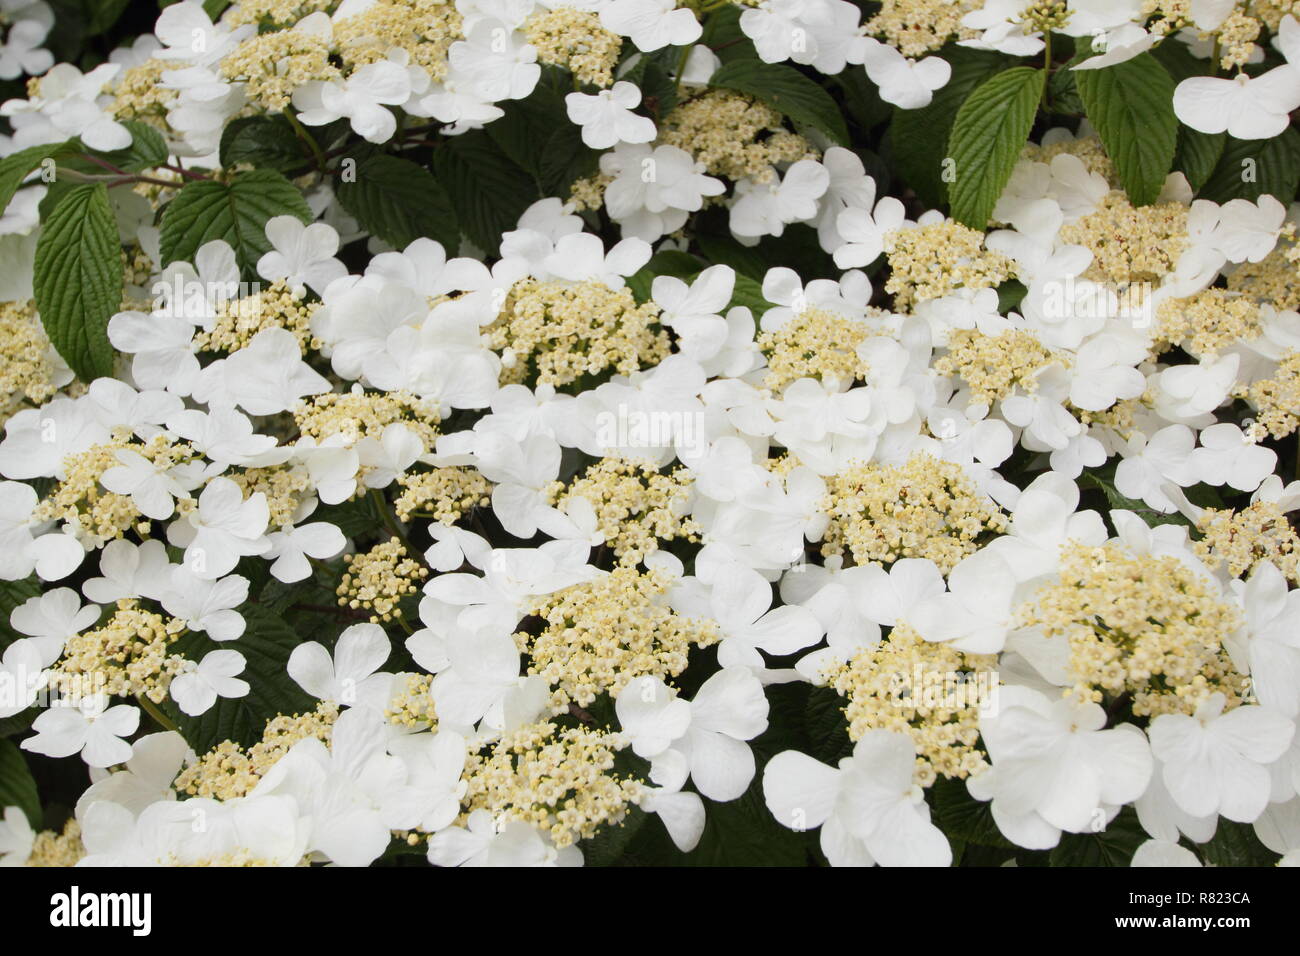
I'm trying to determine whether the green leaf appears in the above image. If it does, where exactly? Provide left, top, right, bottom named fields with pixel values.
left=1074, top=53, right=1177, bottom=206
left=1195, top=819, right=1280, bottom=866
left=699, top=5, right=759, bottom=64
left=219, top=115, right=312, bottom=173
left=890, top=47, right=1009, bottom=208
left=729, top=273, right=770, bottom=317
left=709, top=60, right=849, bottom=147
left=162, top=604, right=316, bottom=752
left=431, top=131, right=540, bottom=256
left=98, top=121, right=170, bottom=173
left=581, top=805, right=650, bottom=866
left=0, top=578, right=40, bottom=653
left=1050, top=807, right=1146, bottom=866
left=929, top=776, right=1015, bottom=849
left=803, top=686, right=852, bottom=765
left=336, top=147, right=459, bottom=253
left=0, top=739, right=40, bottom=830
left=1046, top=59, right=1083, bottom=115
left=837, top=69, right=893, bottom=132
left=159, top=169, right=311, bottom=277
left=0, top=579, right=41, bottom=736
left=946, top=66, right=1044, bottom=228
left=486, top=72, right=604, bottom=198
left=1080, top=469, right=1191, bottom=528
left=33, top=183, right=120, bottom=381
left=86, top=0, right=131, bottom=33
left=1149, top=37, right=1211, bottom=83
left=0, top=140, right=75, bottom=214
left=1199, top=128, right=1300, bottom=204
left=694, top=233, right=767, bottom=280
left=1175, top=127, right=1226, bottom=193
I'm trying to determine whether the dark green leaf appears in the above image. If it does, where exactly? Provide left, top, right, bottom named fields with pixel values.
left=1050, top=807, right=1146, bottom=866
left=33, top=182, right=120, bottom=381
left=336, top=147, right=459, bottom=253
left=159, top=168, right=311, bottom=277
left=430, top=131, right=539, bottom=256
left=0, top=140, right=76, bottom=214
left=891, top=47, right=1009, bottom=208
left=930, top=776, right=1015, bottom=849
left=947, top=66, right=1044, bottom=228
left=626, top=250, right=703, bottom=302
left=219, top=115, right=312, bottom=173
left=1074, top=53, right=1177, bottom=206
left=803, top=686, right=852, bottom=765
left=1175, top=127, right=1226, bottom=193
left=0, top=738, right=40, bottom=829
left=1199, top=128, right=1300, bottom=204
left=1195, top=819, right=1280, bottom=866
left=0, top=578, right=40, bottom=654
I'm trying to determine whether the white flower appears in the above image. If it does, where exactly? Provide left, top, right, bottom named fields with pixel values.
left=191, top=327, right=331, bottom=417
left=730, top=159, right=830, bottom=243
left=22, top=697, right=140, bottom=768
left=968, top=686, right=1153, bottom=848
left=388, top=730, right=468, bottom=834
left=99, top=448, right=191, bottom=522
left=428, top=808, right=572, bottom=866
left=0, top=3, right=52, bottom=81
left=1232, top=562, right=1300, bottom=718
left=251, top=707, right=422, bottom=867
left=853, top=38, right=951, bottom=109
left=740, top=0, right=863, bottom=74
left=265, top=502, right=346, bottom=584
left=169, top=650, right=250, bottom=716
left=832, top=196, right=908, bottom=268
left=617, top=669, right=769, bottom=802
left=1131, top=839, right=1202, bottom=866
left=907, top=549, right=1025, bottom=653
left=1173, top=68, right=1300, bottom=140
left=1191, top=422, right=1276, bottom=492
left=10, top=588, right=99, bottom=666
left=0, top=805, right=34, bottom=866
left=601, top=143, right=725, bottom=241
left=0, top=639, right=46, bottom=719
left=445, top=20, right=540, bottom=103
left=75, top=731, right=189, bottom=819
left=601, top=0, right=702, bottom=52
left=764, top=730, right=952, bottom=866
left=538, top=233, right=650, bottom=289
left=159, top=566, right=249, bottom=641
left=0, top=63, right=131, bottom=151
left=292, top=60, right=412, bottom=144
left=565, top=82, right=656, bottom=149
left=287, top=623, right=393, bottom=710
left=1149, top=693, right=1294, bottom=823
left=670, top=562, right=823, bottom=668
left=256, top=216, right=347, bottom=295
left=166, top=476, right=271, bottom=580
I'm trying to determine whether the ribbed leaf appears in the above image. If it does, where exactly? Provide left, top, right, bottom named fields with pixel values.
left=33, top=182, right=120, bottom=381
left=159, top=169, right=311, bottom=276
left=947, top=66, right=1044, bottom=228
left=336, top=147, right=459, bottom=253
left=1075, top=53, right=1177, bottom=206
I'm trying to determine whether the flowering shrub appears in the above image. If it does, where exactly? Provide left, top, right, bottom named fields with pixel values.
left=0, top=0, right=1297, bottom=869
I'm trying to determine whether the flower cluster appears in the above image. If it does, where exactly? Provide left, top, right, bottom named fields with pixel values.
left=0, top=0, right=1298, bottom=872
